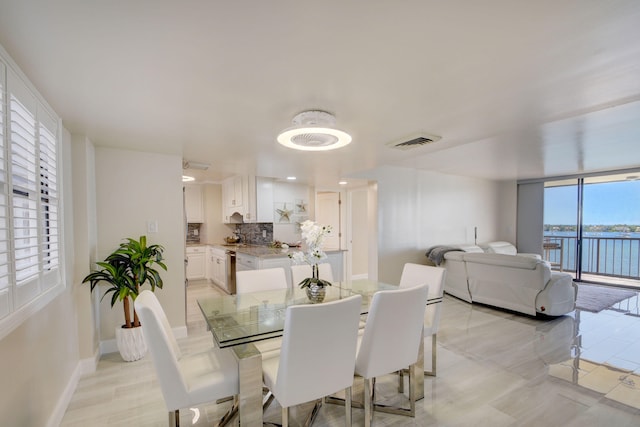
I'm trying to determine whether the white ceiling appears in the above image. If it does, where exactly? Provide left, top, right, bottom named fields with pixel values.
left=1, top=0, right=639, bottom=188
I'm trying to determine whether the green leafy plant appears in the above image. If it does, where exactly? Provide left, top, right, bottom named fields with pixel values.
left=82, top=236, right=167, bottom=328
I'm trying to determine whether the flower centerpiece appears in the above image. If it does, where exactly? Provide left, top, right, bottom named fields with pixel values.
left=289, top=220, right=332, bottom=302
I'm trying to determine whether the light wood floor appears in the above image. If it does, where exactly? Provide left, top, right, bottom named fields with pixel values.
left=61, top=280, right=640, bottom=426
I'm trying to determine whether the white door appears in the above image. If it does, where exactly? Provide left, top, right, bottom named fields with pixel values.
left=316, top=192, right=341, bottom=249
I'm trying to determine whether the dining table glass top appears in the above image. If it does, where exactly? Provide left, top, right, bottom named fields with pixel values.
left=197, top=279, right=399, bottom=348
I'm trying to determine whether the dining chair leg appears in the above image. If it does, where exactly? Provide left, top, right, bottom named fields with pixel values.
left=282, top=406, right=289, bottom=427
left=424, top=334, right=437, bottom=377
left=364, top=378, right=373, bottom=427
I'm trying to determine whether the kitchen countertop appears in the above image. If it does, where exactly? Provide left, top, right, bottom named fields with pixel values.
left=211, top=243, right=345, bottom=259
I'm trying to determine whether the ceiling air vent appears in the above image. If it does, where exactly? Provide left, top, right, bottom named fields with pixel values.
left=387, top=134, right=442, bottom=151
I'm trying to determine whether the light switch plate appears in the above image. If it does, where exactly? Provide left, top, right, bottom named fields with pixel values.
left=147, top=220, right=158, bottom=233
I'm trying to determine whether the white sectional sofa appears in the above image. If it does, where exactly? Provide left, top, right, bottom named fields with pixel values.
left=434, top=242, right=576, bottom=316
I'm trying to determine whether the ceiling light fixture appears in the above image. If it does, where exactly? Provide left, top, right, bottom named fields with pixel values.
left=182, top=160, right=210, bottom=170
left=277, top=110, right=352, bottom=151
left=182, top=175, right=195, bottom=182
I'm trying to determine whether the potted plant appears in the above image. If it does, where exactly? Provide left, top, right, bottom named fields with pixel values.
left=289, top=220, right=332, bottom=303
left=83, top=235, right=167, bottom=361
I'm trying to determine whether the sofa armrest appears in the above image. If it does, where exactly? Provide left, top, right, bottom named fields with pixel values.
left=443, top=251, right=466, bottom=262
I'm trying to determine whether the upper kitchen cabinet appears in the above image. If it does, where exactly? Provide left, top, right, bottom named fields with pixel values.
left=246, top=176, right=274, bottom=223
left=223, top=175, right=274, bottom=223
left=222, top=175, right=247, bottom=223
left=184, top=184, right=204, bottom=223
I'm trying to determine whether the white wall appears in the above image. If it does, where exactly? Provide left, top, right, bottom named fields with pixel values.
left=71, top=134, right=99, bottom=361
left=202, top=183, right=234, bottom=244
left=272, top=182, right=314, bottom=243
left=361, top=166, right=517, bottom=284
left=0, top=127, right=80, bottom=427
left=349, top=187, right=370, bottom=278
left=94, top=147, right=186, bottom=341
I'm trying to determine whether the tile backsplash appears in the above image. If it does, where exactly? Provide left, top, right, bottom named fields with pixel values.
left=235, top=223, right=273, bottom=245
left=186, top=223, right=201, bottom=243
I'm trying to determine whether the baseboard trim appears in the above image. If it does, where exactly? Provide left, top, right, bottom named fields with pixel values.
left=46, top=363, right=81, bottom=427
left=78, top=348, right=100, bottom=375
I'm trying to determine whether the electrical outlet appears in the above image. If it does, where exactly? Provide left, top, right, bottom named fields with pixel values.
left=262, top=230, right=266, bottom=238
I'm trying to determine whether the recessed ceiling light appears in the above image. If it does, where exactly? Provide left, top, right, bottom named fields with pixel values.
left=277, top=110, right=351, bottom=151
left=286, top=176, right=297, bottom=180
left=339, top=181, right=348, bottom=185
left=182, top=175, right=195, bottom=182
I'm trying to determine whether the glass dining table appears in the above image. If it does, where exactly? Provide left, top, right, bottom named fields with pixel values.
left=197, top=279, right=435, bottom=425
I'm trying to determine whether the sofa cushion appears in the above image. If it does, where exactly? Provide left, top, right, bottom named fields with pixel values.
left=485, top=241, right=518, bottom=255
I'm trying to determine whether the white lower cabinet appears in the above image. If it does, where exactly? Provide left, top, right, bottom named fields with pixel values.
left=186, top=246, right=206, bottom=280
left=207, top=246, right=228, bottom=291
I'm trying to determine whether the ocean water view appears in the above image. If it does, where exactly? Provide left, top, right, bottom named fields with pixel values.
left=544, top=231, right=640, bottom=279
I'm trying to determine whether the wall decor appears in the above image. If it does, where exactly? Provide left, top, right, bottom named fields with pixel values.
left=275, top=202, right=293, bottom=223
left=295, top=199, right=307, bottom=214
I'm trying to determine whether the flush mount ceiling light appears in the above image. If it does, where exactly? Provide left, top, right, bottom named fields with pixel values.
left=277, top=110, right=352, bottom=151
left=182, top=160, right=210, bottom=170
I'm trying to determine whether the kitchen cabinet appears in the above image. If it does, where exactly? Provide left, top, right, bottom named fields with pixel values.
left=246, top=176, right=274, bottom=223
left=236, top=252, right=259, bottom=271
left=234, top=249, right=344, bottom=289
left=223, top=175, right=274, bottom=223
left=186, top=245, right=205, bottom=280
left=184, top=185, right=204, bottom=223
left=207, top=246, right=228, bottom=290
left=222, top=176, right=246, bottom=222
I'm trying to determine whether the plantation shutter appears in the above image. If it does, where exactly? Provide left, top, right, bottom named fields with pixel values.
left=0, top=63, right=9, bottom=318
left=38, top=108, right=59, bottom=290
left=9, top=70, right=40, bottom=306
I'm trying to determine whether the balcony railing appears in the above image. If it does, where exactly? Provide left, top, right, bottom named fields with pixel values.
left=543, top=234, right=640, bottom=280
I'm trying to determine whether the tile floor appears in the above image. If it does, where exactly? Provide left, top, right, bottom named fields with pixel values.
left=60, top=280, right=640, bottom=426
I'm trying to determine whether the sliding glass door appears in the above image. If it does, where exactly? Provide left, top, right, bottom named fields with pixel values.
left=543, top=172, right=640, bottom=286
left=544, top=179, right=579, bottom=278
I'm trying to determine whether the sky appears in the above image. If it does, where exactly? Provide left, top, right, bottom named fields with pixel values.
left=544, top=180, right=640, bottom=225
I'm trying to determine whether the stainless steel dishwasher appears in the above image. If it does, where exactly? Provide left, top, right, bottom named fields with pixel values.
left=225, top=250, right=236, bottom=294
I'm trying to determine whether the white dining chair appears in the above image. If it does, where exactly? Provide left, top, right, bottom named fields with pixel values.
left=262, top=294, right=363, bottom=427
left=134, top=290, right=239, bottom=427
left=236, top=267, right=289, bottom=294
left=236, top=267, right=289, bottom=354
left=399, top=262, right=446, bottom=376
left=290, top=263, right=334, bottom=287
left=355, top=283, right=428, bottom=427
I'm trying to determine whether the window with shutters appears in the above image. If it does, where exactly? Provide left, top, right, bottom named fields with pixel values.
left=0, top=48, right=64, bottom=338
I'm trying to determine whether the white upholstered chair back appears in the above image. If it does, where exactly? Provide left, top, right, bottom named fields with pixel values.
left=355, top=283, right=428, bottom=379
left=236, top=267, right=288, bottom=294
left=135, top=290, right=239, bottom=424
left=262, top=294, right=362, bottom=425
left=399, top=263, right=446, bottom=333
left=290, top=263, right=334, bottom=287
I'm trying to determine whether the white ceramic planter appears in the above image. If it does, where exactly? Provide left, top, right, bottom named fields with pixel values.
left=115, top=325, right=147, bottom=362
